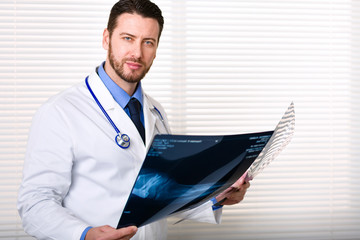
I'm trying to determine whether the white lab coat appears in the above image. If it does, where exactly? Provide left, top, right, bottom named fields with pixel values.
left=18, top=69, right=222, bottom=240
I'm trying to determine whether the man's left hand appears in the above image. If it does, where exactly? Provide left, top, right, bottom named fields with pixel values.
left=215, top=172, right=250, bottom=205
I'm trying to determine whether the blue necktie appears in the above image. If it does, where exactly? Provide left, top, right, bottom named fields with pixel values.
left=127, top=98, right=145, bottom=143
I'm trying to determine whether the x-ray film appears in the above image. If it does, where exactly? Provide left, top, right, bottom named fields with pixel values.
left=117, top=131, right=273, bottom=228
left=245, top=102, right=295, bottom=181
left=117, top=102, right=295, bottom=228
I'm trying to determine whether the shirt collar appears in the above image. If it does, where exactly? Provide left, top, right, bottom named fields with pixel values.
left=97, top=61, right=143, bottom=109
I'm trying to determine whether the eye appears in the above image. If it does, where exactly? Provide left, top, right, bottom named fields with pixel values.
left=144, top=40, right=155, bottom=46
left=124, top=36, right=132, bottom=41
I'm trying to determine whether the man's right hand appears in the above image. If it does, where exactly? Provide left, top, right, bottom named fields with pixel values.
left=85, top=225, right=137, bottom=240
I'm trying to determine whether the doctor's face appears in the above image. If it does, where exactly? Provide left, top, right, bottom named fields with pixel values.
left=103, top=13, right=159, bottom=84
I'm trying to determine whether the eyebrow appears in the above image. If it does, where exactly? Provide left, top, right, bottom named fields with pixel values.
left=119, top=32, right=157, bottom=44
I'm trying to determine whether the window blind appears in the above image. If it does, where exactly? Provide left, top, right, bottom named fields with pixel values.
left=1, top=0, right=359, bottom=239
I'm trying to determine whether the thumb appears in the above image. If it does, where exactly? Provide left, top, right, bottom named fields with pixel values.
left=114, top=226, right=138, bottom=239
left=232, top=172, right=247, bottom=189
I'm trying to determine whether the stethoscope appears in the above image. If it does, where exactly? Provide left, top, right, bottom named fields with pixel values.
left=85, top=76, right=170, bottom=149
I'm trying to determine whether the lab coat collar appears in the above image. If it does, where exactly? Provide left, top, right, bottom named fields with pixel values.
left=87, top=70, right=117, bottom=111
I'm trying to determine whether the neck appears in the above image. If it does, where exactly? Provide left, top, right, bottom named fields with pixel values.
left=104, top=61, right=138, bottom=96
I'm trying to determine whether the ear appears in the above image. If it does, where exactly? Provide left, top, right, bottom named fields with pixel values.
left=102, top=28, right=110, bottom=50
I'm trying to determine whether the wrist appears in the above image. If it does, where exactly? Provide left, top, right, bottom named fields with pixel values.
left=211, top=197, right=223, bottom=211
left=80, top=226, right=93, bottom=240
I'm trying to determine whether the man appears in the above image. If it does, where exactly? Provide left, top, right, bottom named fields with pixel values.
left=17, top=0, right=250, bottom=239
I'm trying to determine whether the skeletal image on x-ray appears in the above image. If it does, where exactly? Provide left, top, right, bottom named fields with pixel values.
left=117, top=131, right=273, bottom=228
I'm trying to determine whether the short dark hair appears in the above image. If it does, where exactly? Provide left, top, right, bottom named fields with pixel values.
left=107, top=0, right=164, bottom=41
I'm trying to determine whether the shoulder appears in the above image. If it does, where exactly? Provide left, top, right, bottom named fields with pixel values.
left=33, top=81, right=89, bottom=123
left=144, top=93, right=161, bottom=108
left=43, top=69, right=100, bottom=112
left=143, top=93, right=168, bottom=116
left=41, top=82, right=88, bottom=111
left=143, top=93, right=164, bottom=109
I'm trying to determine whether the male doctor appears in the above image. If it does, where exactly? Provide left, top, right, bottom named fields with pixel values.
left=17, top=0, right=250, bottom=239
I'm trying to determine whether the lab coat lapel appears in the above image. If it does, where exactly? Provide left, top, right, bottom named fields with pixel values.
left=143, top=94, right=157, bottom=149
left=87, top=70, right=116, bottom=111
left=87, top=71, right=146, bottom=163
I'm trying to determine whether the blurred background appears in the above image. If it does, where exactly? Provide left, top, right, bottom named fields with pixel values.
left=1, top=0, right=359, bottom=239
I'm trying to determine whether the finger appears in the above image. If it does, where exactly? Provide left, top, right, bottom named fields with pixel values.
left=216, top=185, right=237, bottom=201
left=232, top=175, right=247, bottom=188
left=226, top=191, right=246, bottom=204
left=99, top=225, right=137, bottom=240
left=227, top=185, right=250, bottom=203
left=240, top=181, right=250, bottom=190
left=234, top=177, right=252, bottom=190
left=113, top=226, right=137, bottom=239
left=99, top=225, right=114, bottom=232
left=232, top=179, right=244, bottom=189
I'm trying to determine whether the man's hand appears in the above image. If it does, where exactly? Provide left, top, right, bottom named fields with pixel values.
left=85, top=225, right=137, bottom=240
left=216, top=172, right=250, bottom=205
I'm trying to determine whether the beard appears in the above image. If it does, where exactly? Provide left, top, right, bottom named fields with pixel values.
left=108, top=43, right=152, bottom=83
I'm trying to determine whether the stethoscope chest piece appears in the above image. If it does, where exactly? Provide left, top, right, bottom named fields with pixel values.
left=116, top=133, right=130, bottom=149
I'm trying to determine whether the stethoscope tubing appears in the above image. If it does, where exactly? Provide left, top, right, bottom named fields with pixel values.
left=150, top=107, right=170, bottom=134
left=85, top=76, right=169, bottom=149
left=85, top=76, right=121, bottom=135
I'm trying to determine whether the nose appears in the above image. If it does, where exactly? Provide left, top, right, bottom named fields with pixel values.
left=131, top=42, right=142, bottom=60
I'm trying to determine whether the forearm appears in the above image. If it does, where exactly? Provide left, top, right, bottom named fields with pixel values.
left=18, top=194, right=88, bottom=240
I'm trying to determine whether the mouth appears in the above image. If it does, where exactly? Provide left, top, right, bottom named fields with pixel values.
left=126, top=61, right=143, bottom=70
